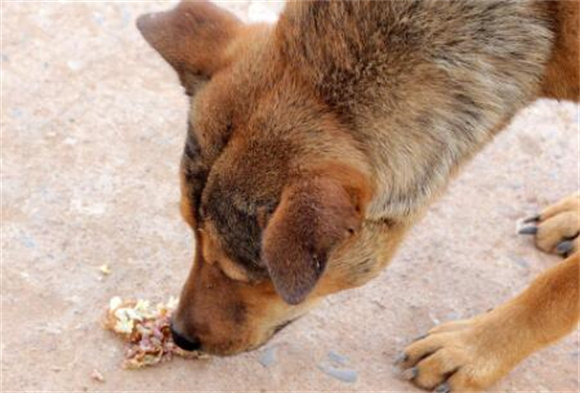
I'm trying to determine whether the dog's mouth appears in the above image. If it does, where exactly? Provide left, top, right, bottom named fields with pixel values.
left=171, top=317, right=302, bottom=355
left=272, top=316, right=300, bottom=336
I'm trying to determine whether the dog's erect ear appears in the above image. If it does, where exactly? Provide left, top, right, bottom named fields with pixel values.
left=262, top=176, right=365, bottom=305
left=137, top=0, right=241, bottom=96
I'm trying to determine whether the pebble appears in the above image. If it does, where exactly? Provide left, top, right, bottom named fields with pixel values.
left=327, top=350, right=349, bottom=366
left=93, top=12, right=104, bottom=26
left=428, top=312, right=441, bottom=325
left=20, top=233, right=37, bottom=249
left=257, top=347, right=276, bottom=368
left=67, top=60, right=83, bottom=72
left=10, top=108, right=23, bottom=119
left=318, top=363, right=358, bottom=383
left=121, top=7, right=132, bottom=26
left=513, top=256, right=530, bottom=270
left=90, top=369, right=104, bottom=382
left=444, top=311, right=460, bottom=321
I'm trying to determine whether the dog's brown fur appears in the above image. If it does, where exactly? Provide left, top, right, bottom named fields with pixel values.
left=137, top=1, right=579, bottom=390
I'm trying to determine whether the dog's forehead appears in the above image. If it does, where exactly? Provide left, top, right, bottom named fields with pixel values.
left=197, top=132, right=294, bottom=274
left=187, top=83, right=235, bottom=160
left=181, top=54, right=309, bottom=274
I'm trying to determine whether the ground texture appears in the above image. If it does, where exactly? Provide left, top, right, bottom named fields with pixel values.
left=1, top=1, right=579, bottom=391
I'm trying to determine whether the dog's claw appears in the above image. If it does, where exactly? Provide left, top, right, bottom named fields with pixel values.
left=518, top=225, right=538, bottom=235
left=556, top=240, right=574, bottom=256
left=434, top=382, right=451, bottom=393
left=402, top=366, right=418, bottom=381
left=412, top=333, right=428, bottom=342
left=522, top=214, right=540, bottom=224
left=393, top=352, right=408, bottom=366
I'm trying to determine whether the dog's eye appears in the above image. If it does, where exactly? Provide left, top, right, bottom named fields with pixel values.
left=184, top=128, right=201, bottom=161
left=199, top=205, right=209, bottom=220
left=256, top=203, right=277, bottom=229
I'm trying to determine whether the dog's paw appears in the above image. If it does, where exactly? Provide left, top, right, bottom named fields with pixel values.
left=395, top=317, right=516, bottom=393
left=518, top=193, right=579, bottom=256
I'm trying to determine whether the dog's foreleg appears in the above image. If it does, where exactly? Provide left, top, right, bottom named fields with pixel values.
left=397, top=252, right=579, bottom=392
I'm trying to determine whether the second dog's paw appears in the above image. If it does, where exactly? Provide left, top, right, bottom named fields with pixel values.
left=395, top=317, right=516, bottom=392
left=518, top=193, right=579, bottom=256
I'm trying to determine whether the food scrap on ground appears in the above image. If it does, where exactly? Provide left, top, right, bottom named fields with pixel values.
left=99, top=264, right=111, bottom=275
left=104, top=296, right=209, bottom=369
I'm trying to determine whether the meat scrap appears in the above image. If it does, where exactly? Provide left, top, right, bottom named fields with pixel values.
left=104, top=296, right=209, bottom=369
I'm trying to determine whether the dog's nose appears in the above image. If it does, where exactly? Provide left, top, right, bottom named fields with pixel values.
left=170, top=324, right=201, bottom=351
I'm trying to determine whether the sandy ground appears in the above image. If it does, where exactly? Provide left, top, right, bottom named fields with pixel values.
left=1, top=1, right=579, bottom=392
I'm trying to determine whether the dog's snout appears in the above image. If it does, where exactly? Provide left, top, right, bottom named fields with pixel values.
left=170, top=324, right=201, bottom=351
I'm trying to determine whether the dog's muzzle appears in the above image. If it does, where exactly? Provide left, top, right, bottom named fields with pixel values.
left=170, top=323, right=202, bottom=351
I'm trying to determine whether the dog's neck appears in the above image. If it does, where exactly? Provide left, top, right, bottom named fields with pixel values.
left=274, top=1, right=553, bottom=221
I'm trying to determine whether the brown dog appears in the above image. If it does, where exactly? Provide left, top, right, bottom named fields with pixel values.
left=136, top=1, right=579, bottom=391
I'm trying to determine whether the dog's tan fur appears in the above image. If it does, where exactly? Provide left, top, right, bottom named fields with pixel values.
left=137, top=1, right=579, bottom=391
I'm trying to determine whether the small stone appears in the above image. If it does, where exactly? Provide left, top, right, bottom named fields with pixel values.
left=318, top=363, right=358, bottom=383
left=93, top=12, right=104, bottom=26
left=513, top=257, right=530, bottom=270
left=428, top=312, right=440, bottom=325
left=257, top=347, right=276, bottom=368
left=444, top=311, right=460, bottom=321
left=121, top=7, right=132, bottom=25
left=67, top=60, right=83, bottom=71
left=9, top=108, right=22, bottom=119
left=328, top=350, right=349, bottom=366
left=90, top=369, right=104, bottom=382
left=20, top=233, right=36, bottom=249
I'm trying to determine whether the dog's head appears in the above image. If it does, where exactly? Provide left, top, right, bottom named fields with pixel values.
left=137, top=1, right=373, bottom=355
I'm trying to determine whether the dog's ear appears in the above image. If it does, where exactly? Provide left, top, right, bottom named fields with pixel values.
left=137, top=0, right=241, bottom=96
left=262, top=176, right=366, bottom=305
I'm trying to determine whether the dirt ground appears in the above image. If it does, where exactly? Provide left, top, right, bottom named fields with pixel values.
left=1, top=1, right=579, bottom=392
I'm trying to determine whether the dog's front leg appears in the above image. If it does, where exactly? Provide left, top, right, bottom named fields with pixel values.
left=396, top=252, right=579, bottom=393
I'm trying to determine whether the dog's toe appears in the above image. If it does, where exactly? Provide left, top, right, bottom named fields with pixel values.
left=398, top=333, right=465, bottom=390
left=398, top=313, right=516, bottom=392
left=556, top=239, right=576, bottom=256
left=519, top=193, right=579, bottom=256
left=434, top=382, right=451, bottom=393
